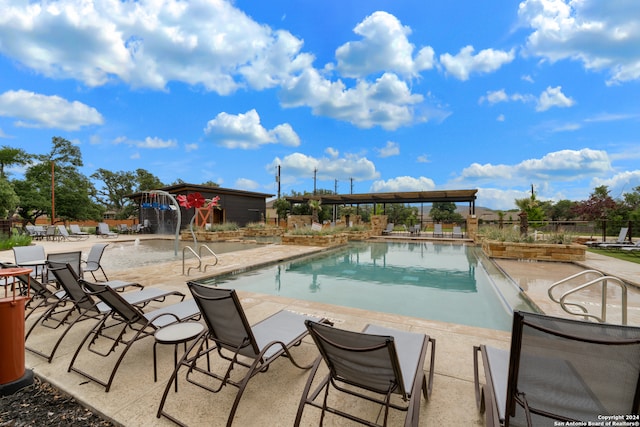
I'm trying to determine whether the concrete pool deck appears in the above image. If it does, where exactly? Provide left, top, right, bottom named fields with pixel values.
left=2, top=234, right=640, bottom=426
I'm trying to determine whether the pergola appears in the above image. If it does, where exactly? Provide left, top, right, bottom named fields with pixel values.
left=285, top=189, right=478, bottom=216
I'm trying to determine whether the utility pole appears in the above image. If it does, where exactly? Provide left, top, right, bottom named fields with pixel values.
left=313, top=168, right=317, bottom=195
left=51, top=161, right=55, bottom=225
left=276, top=165, right=281, bottom=199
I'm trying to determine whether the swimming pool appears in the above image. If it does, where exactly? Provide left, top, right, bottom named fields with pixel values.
left=197, top=241, right=538, bottom=331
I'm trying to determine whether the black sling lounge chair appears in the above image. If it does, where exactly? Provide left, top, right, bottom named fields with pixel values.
left=473, top=311, right=640, bottom=427
left=157, top=282, right=326, bottom=427
left=294, top=320, right=436, bottom=427
left=25, top=262, right=184, bottom=363
left=68, top=279, right=200, bottom=392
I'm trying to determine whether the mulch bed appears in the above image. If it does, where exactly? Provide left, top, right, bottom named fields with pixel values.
left=0, top=376, right=116, bottom=427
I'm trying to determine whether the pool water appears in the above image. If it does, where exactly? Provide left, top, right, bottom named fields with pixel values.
left=198, top=241, right=537, bottom=331
left=100, top=238, right=266, bottom=270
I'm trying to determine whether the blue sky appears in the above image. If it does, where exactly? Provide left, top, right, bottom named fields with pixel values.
left=1, top=0, right=639, bottom=210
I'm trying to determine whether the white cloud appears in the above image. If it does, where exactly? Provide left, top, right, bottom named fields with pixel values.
left=204, top=109, right=300, bottom=149
left=113, top=136, right=177, bottom=149
left=325, top=147, right=340, bottom=158
left=269, top=152, right=379, bottom=182
left=536, top=86, right=575, bottom=111
left=235, top=177, right=261, bottom=190
left=184, top=143, right=198, bottom=152
left=370, top=176, right=436, bottom=192
left=0, top=128, right=11, bottom=138
left=592, top=170, right=640, bottom=195
left=0, top=89, right=103, bottom=130
left=476, top=188, right=531, bottom=211
left=334, top=11, right=435, bottom=78
left=417, top=154, right=430, bottom=163
left=497, top=114, right=505, bottom=121
left=456, top=148, right=611, bottom=185
left=518, top=0, right=640, bottom=84
left=0, top=0, right=312, bottom=94
left=280, top=69, right=426, bottom=130
left=376, top=141, right=400, bottom=158
left=440, top=45, right=515, bottom=81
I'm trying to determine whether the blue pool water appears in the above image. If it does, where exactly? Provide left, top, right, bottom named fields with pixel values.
left=198, top=241, right=537, bottom=331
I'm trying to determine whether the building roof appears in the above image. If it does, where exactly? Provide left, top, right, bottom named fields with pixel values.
left=127, top=183, right=274, bottom=200
left=285, top=189, right=477, bottom=206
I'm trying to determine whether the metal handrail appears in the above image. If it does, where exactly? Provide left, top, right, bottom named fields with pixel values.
left=182, top=246, right=201, bottom=276
left=548, top=270, right=605, bottom=303
left=548, top=270, right=628, bottom=325
left=199, top=245, right=219, bottom=273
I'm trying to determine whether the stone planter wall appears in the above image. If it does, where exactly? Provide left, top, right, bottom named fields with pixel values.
left=180, top=230, right=244, bottom=241
left=482, top=240, right=585, bottom=262
left=345, top=230, right=371, bottom=241
left=281, top=233, right=348, bottom=247
left=243, top=227, right=284, bottom=237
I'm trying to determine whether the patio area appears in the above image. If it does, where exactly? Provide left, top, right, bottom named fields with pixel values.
left=2, top=234, right=639, bottom=426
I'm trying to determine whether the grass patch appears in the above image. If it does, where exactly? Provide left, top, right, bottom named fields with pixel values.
left=587, top=248, right=640, bottom=264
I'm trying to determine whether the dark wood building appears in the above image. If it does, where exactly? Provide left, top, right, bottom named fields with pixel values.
left=129, top=184, right=273, bottom=231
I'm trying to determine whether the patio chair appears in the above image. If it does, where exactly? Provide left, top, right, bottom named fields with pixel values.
left=57, top=224, right=89, bottom=241
left=382, top=223, right=394, bottom=235
left=452, top=226, right=463, bottom=238
left=69, top=224, right=90, bottom=237
left=473, top=310, right=640, bottom=427
left=13, top=245, right=47, bottom=282
left=68, top=279, right=200, bottom=392
left=97, top=222, right=119, bottom=238
left=46, top=250, right=82, bottom=283
left=433, top=223, right=443, bottom=237
left=1, top=261, right=64, bottom=319
left=82, top=243, right=110, bottom=281
left=157, top=282, right=326, bottom=427
left=294, top=321, right=435, bottom=427
left=45, top=225, right=62, bottom=241
left=26, top=262, right=182, bottom=363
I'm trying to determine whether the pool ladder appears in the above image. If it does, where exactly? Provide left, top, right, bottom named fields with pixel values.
left=182, top=245, right=219, bottom=276
left=548, top=270, right=628, bottom=325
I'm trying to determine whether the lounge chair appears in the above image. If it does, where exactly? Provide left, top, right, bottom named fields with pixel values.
left=452, top=226, right=463, bottom=238
left=25, top=225, right=45, bottom=240
left=295, top=320, right=435, bottom=427
left=45, top=225, right=62, bottom=241
left=473, top=311, right=640, bottom=427
left=68, top=279, right=200, bottom=392
left=26, top=262, right=180, bottom=363
left=82, top=243, right=110, bottom=281
left=157, top=282, right=326, bottom=426
left=97, top=222, right=118, bottom=238
left=433, top=223, right=443, bottom=237
left=597, top=227, right=632, bottom=248
left=382, top=223, right=394, bottom=235
left=57, top=224, right=89, bottom=241
left=69, top=224, right=90, bottom=237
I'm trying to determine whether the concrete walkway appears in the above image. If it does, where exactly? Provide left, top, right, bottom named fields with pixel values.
left=2, top=235, right=639, bottom=426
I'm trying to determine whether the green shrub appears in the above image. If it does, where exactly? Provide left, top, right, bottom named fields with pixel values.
left=0, top=233, right=32, bottom=250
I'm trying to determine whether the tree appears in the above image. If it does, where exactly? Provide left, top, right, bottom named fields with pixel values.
left=308, top=199, right=321, bottom=223
left=273, top=198, right=291, bottom=222
left=0, top=145, right=30, bottom=179
left=0, top=178, right=19, bottom=219
left=13, top=137, right=100, bottom=224
left=91, top=169, right=137, bottom=219
left=135, top=168, right=164, bottom=192
left=514, top=192, right=545, bottom=222
left=429, top=202, right=463, bottom=223
left=545, top=199, right=577, bottom=221
left=571, top=185, right=617, bottom=221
